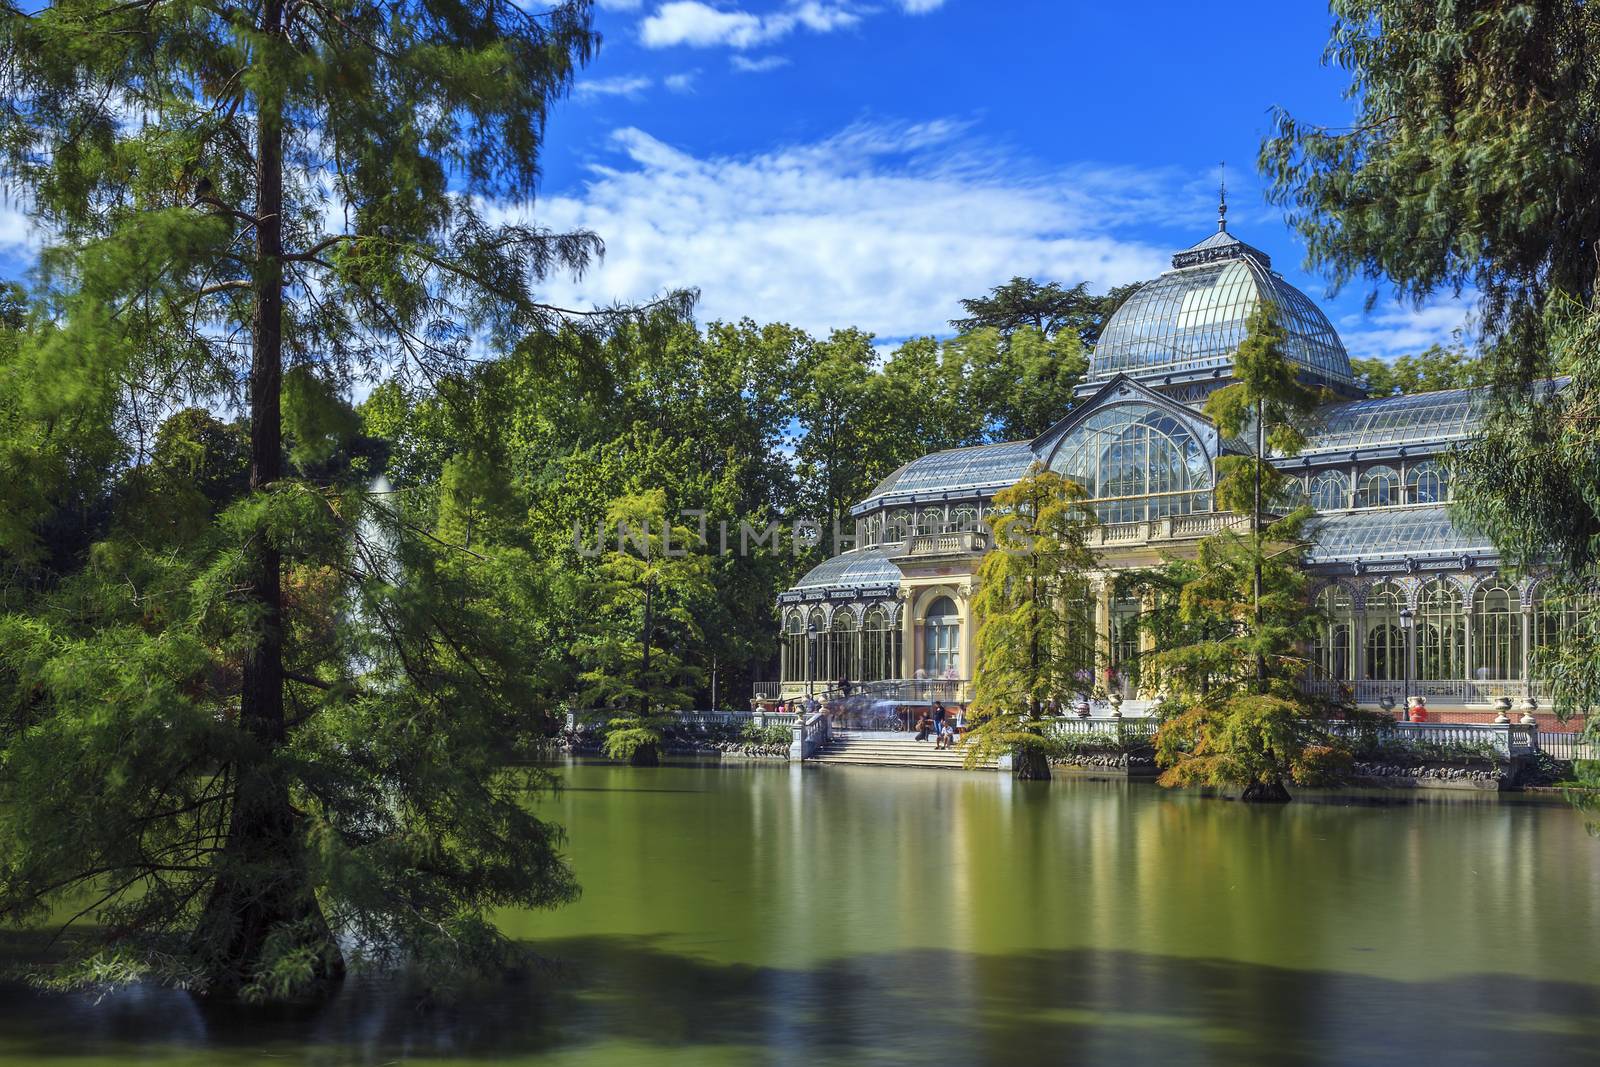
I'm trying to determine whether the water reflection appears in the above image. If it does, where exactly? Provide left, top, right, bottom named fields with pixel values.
left=0, top=761, right=1597, bottom=1065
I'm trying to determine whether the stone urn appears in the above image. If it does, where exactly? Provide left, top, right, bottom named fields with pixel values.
left=1075, top=699, right=1091, bottom=719
left=1407, top=695, right=1428, bottom=723
left=1520, top=697, right=1539, bottom=726
left=1493, top=697, right=1513, bottom=725
left=1108, top=692, right=1124, bottom=720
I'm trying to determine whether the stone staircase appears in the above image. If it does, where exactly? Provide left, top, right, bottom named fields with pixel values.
left=809, top=732, right=998, bottom=770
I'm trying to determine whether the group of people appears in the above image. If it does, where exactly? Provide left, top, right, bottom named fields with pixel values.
left=914, top=702, right=965, bottom=748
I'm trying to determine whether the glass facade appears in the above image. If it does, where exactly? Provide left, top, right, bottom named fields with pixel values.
left=775, top=218, right=1569, bottom=707
left=1049, top=402, right=1212, bottom=522
left=1090, top=252, right=1354, bottom=389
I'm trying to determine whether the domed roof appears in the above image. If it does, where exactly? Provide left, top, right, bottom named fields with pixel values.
left=1088, top=224, right=1355, bottom=391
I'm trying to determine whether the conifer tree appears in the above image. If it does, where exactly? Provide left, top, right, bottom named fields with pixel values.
left=967, top=464, right=1097, bottom=780
left=1148, top=303, right=1352, bottom=802
left=0, top=0, right=615, bottom=998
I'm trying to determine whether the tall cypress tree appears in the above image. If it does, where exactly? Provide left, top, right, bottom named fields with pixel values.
left=0, top=0, right=610, bottom=998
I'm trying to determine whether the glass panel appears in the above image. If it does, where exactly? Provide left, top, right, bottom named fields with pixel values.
left=1472, top=583, right=1522, bottom=680
left=1365, top=581, right=1404, bottom=681
left=1356, top=465, right=1400, bottom=508
left=1418, top=579, right=1465, bottom=681
left=1309, top=470, right=1350, bottom=511
left=1050, top=401, right=1213, bottom=522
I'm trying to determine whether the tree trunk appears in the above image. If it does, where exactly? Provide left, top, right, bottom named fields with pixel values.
left=629, top=742, right=661, bottom=767
left=1012, top=744, right=1051, bottom=781
left=192, top=0, right=341, bottom=995
left=1253, top=396, right=1266, bottom=693
left=1240, top=778, right=1292, bottom=803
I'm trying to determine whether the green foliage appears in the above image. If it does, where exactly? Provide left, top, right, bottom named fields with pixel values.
left=1350, top=344, right=1484, bottom=397
left=1262, top=0, right=1600, bottom=378
left=740, top=720, right=793, bottom=749
left=575, top=490, right=714, bottom=719
left=951, top=276, right=1138, bottom=345
left=966, top=465, right=1097, bottom=776
left=0, top=0, right=605, bottom=999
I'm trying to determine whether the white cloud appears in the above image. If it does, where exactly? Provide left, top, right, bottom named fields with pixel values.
left=900, top=0, right=946, bottom=11
left=1336, top=298, right=1475, bottom=363
left=573, top=74, right=655, bottom=99
left=640, top=1, right=859, bottom=50
left=731, top=54, right=790, bottom=72
left=664, top=70, right=700, bottom=92
left=597, top=0, right=645, bottom=8
left=497, top=121, right=1176, bottom=341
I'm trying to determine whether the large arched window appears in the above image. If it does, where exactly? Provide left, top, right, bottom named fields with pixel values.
left=1309, top=470, right=1350, bottom=511
left=1406, top=460, right=1449, bottom=505
left=885, top=509, right=912, bottom=544
left=1418, top=578, right=1466, bottom=681
left=1533, top=583, right=1594, bottom=675
left=917, top=507, right=945, bottom=535
left=951, top=506, right=980, bottom=533
left=781, top=610, right=807, bottom=683
left=1049, top=402, right=1212, bottom=524
left=1356, top=465, right=1401, bottom=508
left=921, top=595, right=962, bottom=678
left=861, top=605, right=900, bottom=682
left=1366, top=581, right=1405, bottom=681
left=806, top=607, right=828, bottom=683
left=1313, top=585, right=1354, bottom=680
left=1472, top=582, right=1522, bottom=680
left=828, top=610, right=858, bottom=685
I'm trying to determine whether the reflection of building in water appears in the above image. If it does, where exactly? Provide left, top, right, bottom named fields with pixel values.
left=772, top=210, right=1563, bottom=716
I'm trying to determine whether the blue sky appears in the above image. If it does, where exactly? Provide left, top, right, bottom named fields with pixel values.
left=0, top=0, right=1470, bottom=364
left=518, top=0, right=1470, bottom=362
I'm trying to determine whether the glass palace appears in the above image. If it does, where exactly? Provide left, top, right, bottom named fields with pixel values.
left=772, top=213, right=1561, bottom=712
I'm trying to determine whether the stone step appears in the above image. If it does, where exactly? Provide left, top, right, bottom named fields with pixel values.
left=810, top=737, right=996, bottom=769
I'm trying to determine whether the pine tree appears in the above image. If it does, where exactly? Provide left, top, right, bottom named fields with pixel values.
left=967, top=464, right=1097, bottom=780
left=1147, top=302, right=1353, bottom=802
left=0, top=0, right=615, bottom=998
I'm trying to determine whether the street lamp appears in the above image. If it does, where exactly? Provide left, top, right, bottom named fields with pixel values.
left=1398, top=605, right=1415, bottom=721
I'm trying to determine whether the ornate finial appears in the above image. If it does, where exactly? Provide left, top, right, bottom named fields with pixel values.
left=1218, top=161, right=1227, bottom=232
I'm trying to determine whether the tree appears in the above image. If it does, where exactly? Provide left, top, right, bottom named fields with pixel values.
left=1146, top=301, right=1349, bottom=802
left=0, top=0, right=609, bottom=998
left=1144, top=513, right=1354, bottom=802
left=1263, top=2, right=1600, bottom=748
left=966, top=464, right=1097, bottom=780
left=1261, top=0, right=1600, bottom=379
left=575, top=490, right=714, bottom=766
left=950, top=327, right=1091, bottom=441
left=1350, top=344, right=1484, bottom=397
left=951, top=277, right=1138, bottom=346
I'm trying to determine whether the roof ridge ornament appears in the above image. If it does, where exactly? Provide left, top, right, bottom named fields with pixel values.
left=1218, top=161, right=1227, bottom=232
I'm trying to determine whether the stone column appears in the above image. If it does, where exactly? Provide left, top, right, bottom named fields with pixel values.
left=1094, top=576, right=1114, bottom=682
left=1521, top=604, right=1533, bottom=698
left=958, top=580, right=976, bottom=692
left=899, top=590, right=916, bottom=679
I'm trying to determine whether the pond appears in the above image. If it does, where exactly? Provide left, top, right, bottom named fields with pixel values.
left=2, top=760, right=1599, bottom=1065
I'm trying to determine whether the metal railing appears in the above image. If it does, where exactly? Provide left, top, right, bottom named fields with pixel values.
left=1304, top=678, right=1550, bottom=707
left=1534, top=731, right=1598, bottom=762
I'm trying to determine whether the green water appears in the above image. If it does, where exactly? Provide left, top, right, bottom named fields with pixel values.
left=2, top=760, right=1599, bottom=1065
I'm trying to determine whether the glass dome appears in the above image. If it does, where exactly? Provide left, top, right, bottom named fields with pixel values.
left=1089, top=229, right=1356, bottom=390
left=1046, top=401, right=1213, bottom=522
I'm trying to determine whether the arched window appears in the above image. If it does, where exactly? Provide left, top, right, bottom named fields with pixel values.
left=1532, top=583, right=1594, bottom=675
left=1056, top=579, right=1095, bottom=684
left=1356, top=465, right=1401, bottom=508
left=885, top=509, right=912, bottom=544
left=922, top=595, right=961, bottom=678
left=1309, top=470, right=1350, bottom=511
left=916, top=507, right=945, bottom=535
left=1406, top=460, right=1449, bottom=505
left=781, top=610, right=807, bottom=682
left=1365, top=581, right=1405, bottom=680
left=1472, top=582, right=1522, bottom=680
left=951, top=506, right=980, bottom=533
left=806, top=607, right=828, bottom=682
left=862, top=605, right=899, bottom=682
left=1313, top=585, right=1354, bottom=680
left=829, top=610, right=859, bottom=685
left=1417, top=578, right=1465, bottom=681
left=1049, top=402, right=1212, bottom=523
